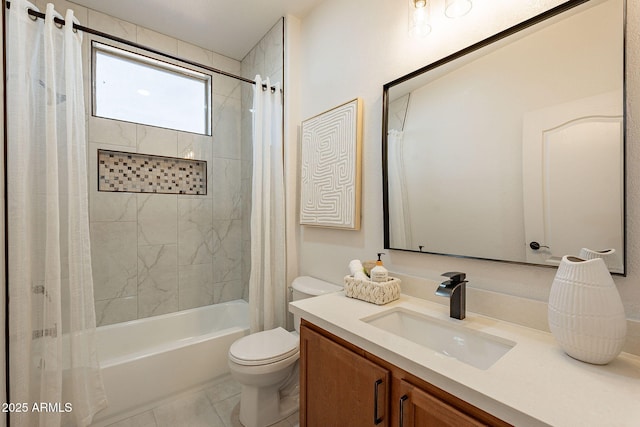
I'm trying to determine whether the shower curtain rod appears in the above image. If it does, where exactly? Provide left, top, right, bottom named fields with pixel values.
left=5, top=0, right=278, bottom=92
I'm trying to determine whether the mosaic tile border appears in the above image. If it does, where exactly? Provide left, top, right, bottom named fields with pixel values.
left=98, top=149, right=207, bottom=195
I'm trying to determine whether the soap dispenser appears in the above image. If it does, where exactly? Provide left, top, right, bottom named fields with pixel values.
left=370, top=253, right=389, bottom=283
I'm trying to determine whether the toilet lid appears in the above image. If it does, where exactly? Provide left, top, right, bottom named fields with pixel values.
left=229, top=327, right=299, bottom=366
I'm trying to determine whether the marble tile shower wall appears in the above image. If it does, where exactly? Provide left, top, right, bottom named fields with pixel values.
left=36, top=0, right=246, bottom=326
left=240, top=19, right=285, bottom=299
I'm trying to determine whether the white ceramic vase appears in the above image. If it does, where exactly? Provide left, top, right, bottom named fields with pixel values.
left=548, top=255, right=627, bottom=364
left=579, top=247, right=618, bottom=271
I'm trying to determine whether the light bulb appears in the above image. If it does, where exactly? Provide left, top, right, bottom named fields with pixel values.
left=409, top=0, right=431, bottom=38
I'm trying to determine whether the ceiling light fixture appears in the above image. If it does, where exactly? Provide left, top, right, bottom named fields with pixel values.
left=410, top=0, right=473, bottom=38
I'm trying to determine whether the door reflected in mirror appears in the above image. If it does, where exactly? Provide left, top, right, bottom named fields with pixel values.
left=383, top=0, right=625, bottom=274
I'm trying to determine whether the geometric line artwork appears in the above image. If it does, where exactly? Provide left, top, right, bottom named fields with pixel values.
left=98, top=149, right=207, bottom=195
left=300, top=98, right=362, bottom=229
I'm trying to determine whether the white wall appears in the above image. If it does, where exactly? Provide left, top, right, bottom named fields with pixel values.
left=295, top=0, right=640, bottom=321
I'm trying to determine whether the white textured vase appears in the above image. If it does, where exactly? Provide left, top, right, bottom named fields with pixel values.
left=579, top=247, right=618, bottom=271
left=548, top=255, right=627, bottom=364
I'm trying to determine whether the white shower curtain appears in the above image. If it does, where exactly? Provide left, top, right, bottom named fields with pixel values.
left=387, top=130, right=412, bottom=249
left=7, top=2, right=107, bottom=426
left=249, top=76, right=286, bottom=333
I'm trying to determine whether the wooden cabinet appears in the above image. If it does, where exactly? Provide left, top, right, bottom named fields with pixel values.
left=300, top=323, right=390, bottom=426
left=396, top=379, right=485, bottom=427
left=300, top=321, right=511, bottom=427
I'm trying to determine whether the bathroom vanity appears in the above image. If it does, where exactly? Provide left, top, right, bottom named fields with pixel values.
left=290, top=292, right=640, bottom=426
left=300, top=321, right=508, bottom=426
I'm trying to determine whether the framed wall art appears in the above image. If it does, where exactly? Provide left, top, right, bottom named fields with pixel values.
left=300, top=98, right=362, bottom=230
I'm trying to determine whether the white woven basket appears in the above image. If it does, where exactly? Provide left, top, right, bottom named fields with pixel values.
left=343, top=275, right=401, bottom=305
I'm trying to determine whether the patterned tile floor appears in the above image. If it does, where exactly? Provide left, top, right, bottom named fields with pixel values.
left=105, top=376, right=299, bottom=427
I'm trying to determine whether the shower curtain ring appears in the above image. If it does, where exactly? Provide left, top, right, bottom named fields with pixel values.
left=27, top=8, right=38, bottom=21
left=54, top=18, right=64, bottom=29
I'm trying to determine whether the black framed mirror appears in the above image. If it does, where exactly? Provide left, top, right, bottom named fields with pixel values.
left=382, top=0, right=626, bottom=274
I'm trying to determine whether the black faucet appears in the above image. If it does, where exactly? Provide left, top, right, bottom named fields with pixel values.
left=435, top=272, right=467, bottom=320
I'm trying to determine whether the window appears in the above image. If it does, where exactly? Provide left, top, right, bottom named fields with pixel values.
left=92, top=42, right=212, bottom=135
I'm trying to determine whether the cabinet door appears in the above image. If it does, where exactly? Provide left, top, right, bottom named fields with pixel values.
left=300, top=325, right=390, bottom=427
left=397, top=380, right=487, bottom=427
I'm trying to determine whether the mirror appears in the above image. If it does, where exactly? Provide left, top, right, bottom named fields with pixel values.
left=383, top=0, right=625, bottom=274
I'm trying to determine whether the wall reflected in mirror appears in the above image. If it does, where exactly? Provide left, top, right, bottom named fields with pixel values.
left=383, top=0, right=625, bottom=274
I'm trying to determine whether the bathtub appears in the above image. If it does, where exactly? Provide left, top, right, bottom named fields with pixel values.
left=90, top=300, right=249, bottom=425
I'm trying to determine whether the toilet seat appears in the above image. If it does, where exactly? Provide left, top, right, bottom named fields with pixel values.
left=229, top=327, right=298, bottom=366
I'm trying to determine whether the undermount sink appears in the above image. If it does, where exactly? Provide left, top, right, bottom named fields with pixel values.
left=362, top=308, right=515, bottom=370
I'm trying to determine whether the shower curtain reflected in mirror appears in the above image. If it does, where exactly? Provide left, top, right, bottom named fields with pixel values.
left=7, top=1, right=107, bottom=425
left=387, top=129, right=412, bottom=249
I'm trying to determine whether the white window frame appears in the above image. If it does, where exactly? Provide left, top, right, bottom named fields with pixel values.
left=92, top=41, right=212, bottom=136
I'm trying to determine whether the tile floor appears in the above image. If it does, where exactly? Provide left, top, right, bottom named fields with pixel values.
left=105, top=376, right=299, bottom=427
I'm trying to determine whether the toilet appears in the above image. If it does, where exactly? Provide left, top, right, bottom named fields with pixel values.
left=228, top=276, right=342, bottom=427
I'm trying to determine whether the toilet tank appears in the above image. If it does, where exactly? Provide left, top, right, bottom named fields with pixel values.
left=291, top=276, right=342, bottom=332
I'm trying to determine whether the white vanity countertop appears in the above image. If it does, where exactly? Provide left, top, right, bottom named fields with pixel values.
left=289, top=292, right=640, bottom=427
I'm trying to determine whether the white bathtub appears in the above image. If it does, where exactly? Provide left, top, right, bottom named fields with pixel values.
left=90, top=300, right=249, bottom=425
